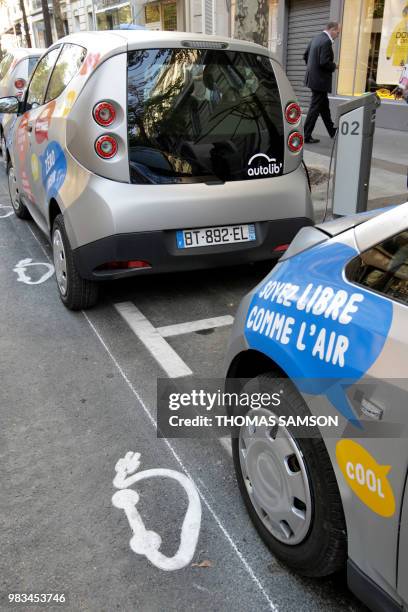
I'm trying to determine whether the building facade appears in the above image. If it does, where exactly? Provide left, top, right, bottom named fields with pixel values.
left=273, top=0, right=408, bottom=131
left=0, top=0, right=406, bottom=129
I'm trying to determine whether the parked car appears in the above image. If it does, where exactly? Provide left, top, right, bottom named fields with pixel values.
left=224, top=203, right=408, bottom=612
left=0, top=31, right=313, bottom=310
left=0, top=47, right=42, bottom=154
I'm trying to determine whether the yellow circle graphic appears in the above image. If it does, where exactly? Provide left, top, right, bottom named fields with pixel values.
left=62, top=90, right=77, bottom=117
left=31, top=153, right=39, bottom=181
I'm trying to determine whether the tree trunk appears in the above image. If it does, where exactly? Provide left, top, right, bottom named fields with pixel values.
left=234, top=0, right=269, bottom=48
left=19, top=0, right=32, bottom=48
left=41, top=0, right=53, bottom=47
left=53, top=0, right=65, bottom=39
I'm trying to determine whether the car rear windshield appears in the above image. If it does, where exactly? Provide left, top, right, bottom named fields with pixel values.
left=0, top=53, right=14, bottom=81
left=127, top=48, right=284, bottom=184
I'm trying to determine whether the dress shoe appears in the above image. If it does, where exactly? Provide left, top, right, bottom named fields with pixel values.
left=305, top=137, right=320, bottom=144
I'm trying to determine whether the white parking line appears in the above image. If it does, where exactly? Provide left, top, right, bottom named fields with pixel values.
left=219, top=436, right=233, bottom=457
left=157, top=315, right=234, bottom=338
left=115, top=302, right=193, bottom=378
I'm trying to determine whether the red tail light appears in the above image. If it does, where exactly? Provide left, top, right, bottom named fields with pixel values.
left=14, top=78, right=26, bottom=90
left=273, top=244, right=290, bottom=252
left=287, top=131, right=304, bottom=153
left=93, top=101, right=116, bottom=126
left=95, top=135, right=118, bottom=159
left=285, top=102, right=301, bottom=124
left=97, top=260, right=151, bottom=271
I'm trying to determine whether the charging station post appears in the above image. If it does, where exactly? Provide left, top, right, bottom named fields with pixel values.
left=332, top=93, right=381, bottom=217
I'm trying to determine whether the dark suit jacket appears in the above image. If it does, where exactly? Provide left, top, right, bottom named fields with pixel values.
left=303, top=32, right=336, bottom=93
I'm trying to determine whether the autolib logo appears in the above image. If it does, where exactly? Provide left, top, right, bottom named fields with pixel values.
left=247, top=153, right=282, bottom=177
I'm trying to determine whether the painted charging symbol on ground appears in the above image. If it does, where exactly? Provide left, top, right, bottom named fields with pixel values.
left=13, top=258, right=55, bottom=285
left=0, top=204, right=13, bottom=218
left=112, top=451, right=202, bottom=571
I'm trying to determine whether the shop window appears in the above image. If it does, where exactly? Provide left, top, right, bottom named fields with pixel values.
left=346, top=230, right=408, bottom=305
left=162, top=2, right=177, bottom=30
left=145, top=3, right=161, bottom=25
left=96, top=4, right=132, bottom=29
left=338, top=0, right=408, bottom=102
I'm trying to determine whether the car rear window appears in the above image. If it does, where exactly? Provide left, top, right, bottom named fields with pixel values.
left=127, top=48, right=284, bottom=184
left=0, top=53, right=14, bottom=81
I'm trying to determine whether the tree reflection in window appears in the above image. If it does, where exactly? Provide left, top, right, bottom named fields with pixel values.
left=45, top=44, right=86, bottom=103
left=127, top=48, right=284, bottom=184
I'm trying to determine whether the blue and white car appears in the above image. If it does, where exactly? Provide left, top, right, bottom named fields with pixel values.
left=225, top=203, right=408, bottom=612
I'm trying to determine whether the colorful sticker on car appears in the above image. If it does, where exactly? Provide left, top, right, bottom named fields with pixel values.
left=40, top=141, right=67, bottom=199
left=62, top=90, right=76, bottom=117
left=21, top=168, right=34, bottom=202
left=244, top=241, right=393, bottom=425
left=35, top=100, right=56, bottom=145
left=31, top=153, right=40, bottom=182
left=80, top=53, right=101, bottom=76
left=336, top=440, right=395, bottom=517
left=16, top=113, right=30, bottom=162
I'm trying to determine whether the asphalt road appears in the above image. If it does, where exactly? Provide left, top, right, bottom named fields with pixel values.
left=0, top=164, right=365, bottom=612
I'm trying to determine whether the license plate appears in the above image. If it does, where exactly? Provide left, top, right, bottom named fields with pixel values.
left=176, top=224, right=256, bottom=249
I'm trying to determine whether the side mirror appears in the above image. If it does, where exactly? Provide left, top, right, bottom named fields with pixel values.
left=0, top=96, right=20, bottom=113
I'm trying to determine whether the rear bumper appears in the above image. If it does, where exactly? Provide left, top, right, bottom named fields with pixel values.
left=73, top=217, right=312, bottom=280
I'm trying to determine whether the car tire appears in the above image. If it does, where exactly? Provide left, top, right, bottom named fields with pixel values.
left=231, top=373, right=347, bottom=577
left=52, top=214, right=98, bottom=310
left=7, top=160, right=31, bottom=219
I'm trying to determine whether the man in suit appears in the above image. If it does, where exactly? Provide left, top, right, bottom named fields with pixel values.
left=303, top=22, right=341, bottom=144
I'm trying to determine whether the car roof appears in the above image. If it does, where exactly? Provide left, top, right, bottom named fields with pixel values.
left=354, top=201, right=408, bottom=252
left=6, top=47, right=43, bottom=59
left=57, top=30, right=272, bottom=57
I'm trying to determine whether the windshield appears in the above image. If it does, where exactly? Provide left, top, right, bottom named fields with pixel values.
left=28, top=56, right=41, bottom=77
left=0, top=53, right=14, bottom=81
left=127, top=48, right=284, bottom=184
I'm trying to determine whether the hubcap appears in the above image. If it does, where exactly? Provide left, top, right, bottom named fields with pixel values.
left=53, top=229, right=68, bottom=296
left=239, top=408, right=312, bottom=545
left=8, top=166, right=20, bottom=212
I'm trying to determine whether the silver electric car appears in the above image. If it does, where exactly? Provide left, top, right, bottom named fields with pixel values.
left=0, top=31, right=313, bottom=310
left=0, top=47, right=42, bottom=153
left=225, top=203, right=408, bottom=612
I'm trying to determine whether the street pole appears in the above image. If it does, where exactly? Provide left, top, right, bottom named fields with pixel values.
left=41, top=0, right=53, bottom=46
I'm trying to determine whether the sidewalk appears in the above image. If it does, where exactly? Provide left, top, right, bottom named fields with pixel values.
left=304, top=117, right=407, bottom=222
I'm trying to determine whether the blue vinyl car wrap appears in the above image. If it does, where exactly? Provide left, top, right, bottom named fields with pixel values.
left=244, top=240, right=393, bottom=425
